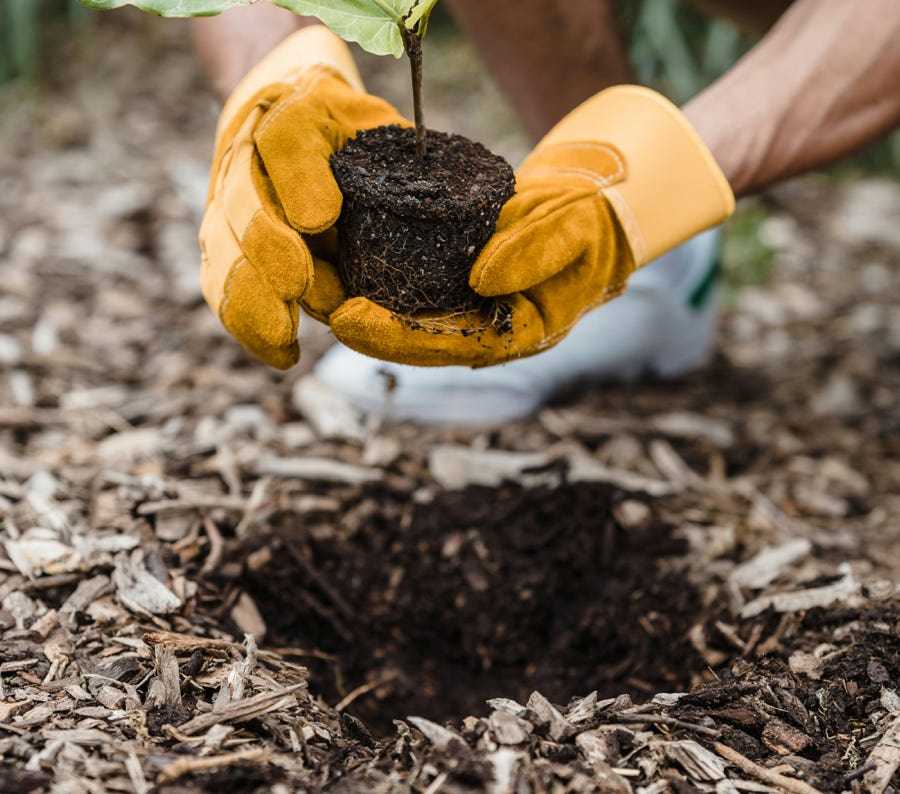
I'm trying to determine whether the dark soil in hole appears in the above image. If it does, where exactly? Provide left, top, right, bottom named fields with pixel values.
left=331, top=125, right=515, bottom=315
left=238, top=482, right=705, bottom=733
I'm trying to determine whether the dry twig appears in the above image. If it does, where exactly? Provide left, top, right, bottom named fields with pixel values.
left=714, top=742, right=825, bottom=794
left=156, top=747, right=272, bottom=783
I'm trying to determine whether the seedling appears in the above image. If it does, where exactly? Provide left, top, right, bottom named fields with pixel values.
left=78, top=0, right=438, bottom=156
left=79, top=0, right=515, bottom=318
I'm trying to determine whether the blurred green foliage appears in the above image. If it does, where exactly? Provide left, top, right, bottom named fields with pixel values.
left=619, top=0, right=755, bottom=103
left=717, top=200, right=776, bottom=298
left=0, top=0, right=90, bottom=84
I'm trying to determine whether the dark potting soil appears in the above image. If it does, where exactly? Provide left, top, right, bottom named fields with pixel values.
left=330, top=125, right=515, bottom=315
left=238, top=483, right=705, bottom=733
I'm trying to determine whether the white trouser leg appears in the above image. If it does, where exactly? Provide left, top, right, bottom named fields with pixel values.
left=313, top=227, right=722, bottom=425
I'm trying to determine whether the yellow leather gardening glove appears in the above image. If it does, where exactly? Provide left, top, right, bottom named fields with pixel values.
left=200, top=25, right=406, bottom=369
left=328, top=85, right=735, bottom=367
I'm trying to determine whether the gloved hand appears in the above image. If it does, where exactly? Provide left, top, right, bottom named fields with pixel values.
left=200, top=25, right=406, bottom=369
left=328, top=85, right=735, bottom=367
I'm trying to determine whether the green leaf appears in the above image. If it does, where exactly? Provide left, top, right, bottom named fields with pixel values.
left=272, top=0, right=421, bottom=57
left=76, top=0, right=253, bottom=17
left=405, top=0, right=438, bottom=37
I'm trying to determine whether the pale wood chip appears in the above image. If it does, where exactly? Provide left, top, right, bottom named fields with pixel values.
left=113, top=550, right=182, bottom=616
left=651, top=412, right=735, bottom=447
left=485, top=748, right=522, bottom=794
left=881, top=688, right=900, bottom=715
left=526, top=691, right=576, bottom=741
left=176, top=682, right=305, bottom=736
left=566, top=449, right=680, bottom=496
left=485, top=697, right=527, bottom=716
left=565, top=691, right=602, bottom=724
left=740, top=563, right=862, bottom=618
left=4, top=531, right=84, bottom=579
left=648, top=439, right=704, bottom=488
left=407, top=716, right=467, bottom=752
left=214, top=634, right=258, bottom=710
left=16, top=697, right=78, bottom=726
left=428, top=445, right=556, bottom=490
left=488, top=709, right=533, bottom=745
left=292, top=376, right=366, bottom=442
left=861, top=714, right=900, bottom=794
left=254, top=456, right=383, bottom=484
left=575, top=729, right=609, bottom=764
left=136, top=495, right=248, bottom=515
left=229, top=592, right=266, bottom=644
left=659, top=739, right=727, bottom=781
left=729, top=539, right=812, bottom=590
left=42, top=727, right=117, bottom=746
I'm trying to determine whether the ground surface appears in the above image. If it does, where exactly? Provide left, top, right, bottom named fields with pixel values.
left=0, top=12, right=898, bottom=794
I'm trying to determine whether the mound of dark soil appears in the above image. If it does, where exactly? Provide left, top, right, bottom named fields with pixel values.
left=331, top=125, right=515, bottom=314
left=238, top=483, right=704, bottom=731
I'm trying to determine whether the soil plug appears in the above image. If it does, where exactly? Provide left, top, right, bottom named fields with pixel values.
left=331, top=125, right=514, bottom=314
left=301, top=0, right=516, bottom=316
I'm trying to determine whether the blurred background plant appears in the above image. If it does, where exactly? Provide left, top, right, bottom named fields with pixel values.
left=0, top=0, right=91, bottom=85
left=619, top=0, right=753, bottom=103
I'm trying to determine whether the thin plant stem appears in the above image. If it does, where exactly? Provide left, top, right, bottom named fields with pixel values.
left=401, top=26, right=426, bottom=158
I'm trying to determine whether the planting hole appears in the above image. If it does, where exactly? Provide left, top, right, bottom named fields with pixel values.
left=231, top=483, right=709, bottom=733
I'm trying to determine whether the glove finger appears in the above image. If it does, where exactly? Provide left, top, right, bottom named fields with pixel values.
left=200, top=207, right=300, bottom=369
left=328, top=296, right=548, bottom=368
left=254, top=70, right=406, bottom=234
left=230, top=331, right=300, bottom=371
left=470, top=179, right=602, bottom=297
left=221, top=256, right=300, bottom=355
left=520, top=255, right=629, bottom=353
left=300, top=252, right=348, bottom=322
left=217, top=107, right=314, bottom=301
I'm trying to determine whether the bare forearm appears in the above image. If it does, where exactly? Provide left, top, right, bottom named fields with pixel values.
left=191, top=3, right=317, bottom=100
left=684, top=0, right=900, bottom=197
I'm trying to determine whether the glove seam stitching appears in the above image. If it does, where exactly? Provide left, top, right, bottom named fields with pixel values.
left=526, top=142, right=626, bottom=181
left=517, top=165, right=620, bottom=189
left=220, top=257, right=247, bottom=323
left=239, top=209, right=265, bottom=247
left=530, top=279, right=628, bottom=353
left=603, top=185, right=647, bottom=266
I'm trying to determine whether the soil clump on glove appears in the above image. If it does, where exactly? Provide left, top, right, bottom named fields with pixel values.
left=331, top=125, right=515, bottom=316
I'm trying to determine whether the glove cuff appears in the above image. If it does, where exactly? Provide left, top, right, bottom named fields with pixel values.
left=219, top=25, right=364, bottom=134
left=538, top=85, right=735, bottom=266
